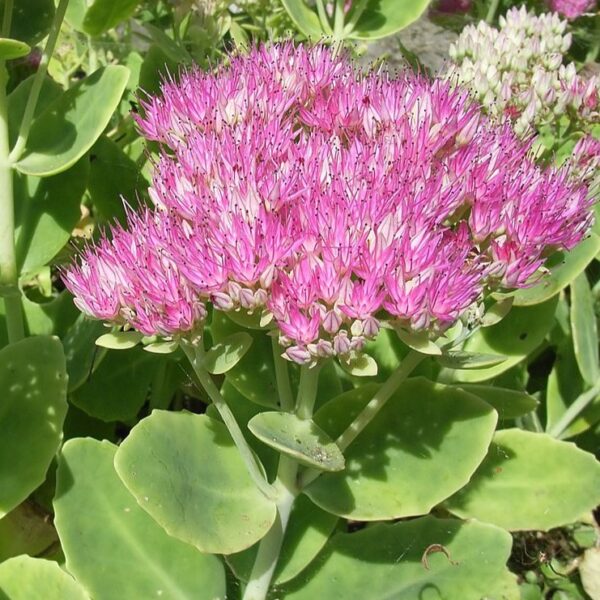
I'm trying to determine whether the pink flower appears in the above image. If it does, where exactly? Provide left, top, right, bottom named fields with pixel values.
left=547, top=0, right=596, bottom=19
left=64, top=44, right=594, bottom=364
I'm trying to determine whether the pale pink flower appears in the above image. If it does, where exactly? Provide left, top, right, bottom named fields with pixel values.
left=547, top=0, right=596, bottom=19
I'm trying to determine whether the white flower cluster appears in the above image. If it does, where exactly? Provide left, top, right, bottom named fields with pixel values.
left=447, top=6, right=599, bottom=137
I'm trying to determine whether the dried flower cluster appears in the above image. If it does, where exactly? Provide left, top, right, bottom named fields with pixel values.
left=64, top=44, right=593, bottom=364
left=447, top=7, right=599, bottom=137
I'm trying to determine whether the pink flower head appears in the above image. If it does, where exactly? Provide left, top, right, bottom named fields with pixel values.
left=65, top=44, right=594, bottom=364
left=547, top=0, right=596, bottom=19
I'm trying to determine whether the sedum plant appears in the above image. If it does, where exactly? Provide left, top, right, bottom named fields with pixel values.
left=56, top=43, right=600, bottom=600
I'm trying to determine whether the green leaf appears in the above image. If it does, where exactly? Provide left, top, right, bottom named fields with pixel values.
left=338, top=352, right=378, bottom=377
left=509, top=233, right=600, bottom=306
left=65, top=0, right=92, bottom=31
left=0, top=337, right=67, bottom=518
left=71, top=347, right=159, bottom=422
left=481, top=297, right=514, bottom=327
left=455, top=384, right=538, bottom=420
left=54, top=438, right=226, bottom=600
left=580, top=548, right=600, bottom=600
left=280, top=0, right=326, bottom=38
left=453, top=297, right=558, bottom=383
left=89, top=135, right=148, bottom=224
left=0, top=38, right=30, bottom=60
left=211, top=312, right=279, bottom=407
left=141, top=24, right=191, bottom=64
left=227, top=495, right=338, bottom=585
left=306, top=378, right=497, bottom=520
left=114, top=411, right=277, bottom=554
left=14, top=158, right=89, bottom=275
left=570, top=274, right=599, bottom=386
left=15, top=65, right=130, bottom=177
left=437, top=351, right=506, bottom=370
left=248, top=412, right=345, bottom=472
left=395, top=327, right=441, bottom=355
left=63, top=314, right=107, bottom=393
left=446, top=429, right=600, bottom=530
left=143, top=340, right=179, bottom=354
left=0, top=555, right=88, bottom=600
left=0, top=0, right=55, bottom=45
left=281, top=516, right=518, bottom=600
left=8, top=76, right=63, bottom=149
left=138, top=45, right=179, bottom=98
left=0, top=502, right=57, bottom=562
left=95, top=330, right=143, bottom=350
left=83, top=0, right=141, bottom=36
left=348, top=0, right=431, bottom=40
left=204, top=332, right=253, bottom=375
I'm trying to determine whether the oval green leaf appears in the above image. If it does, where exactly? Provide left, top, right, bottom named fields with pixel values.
left=453, top=297, right=558, bottom=383
left=348, top=0, right=431, bottom=40
left=0, top=555, right=88, bottom=600
left=204, top=331, right=253, bottom=375
left=114, top=411, right=277, bottom=554
left=395, top=327, right=441, bottom=355
left=570, top=274, right=600, bottom=386
left=0, top=38, right=30, bottom=60
left=227, top=494, right=338, bottom=585
left=54, top=438, right=226, bottom=600
left=338, top=352, right=378, bottom=377
left=280, top=0, right=326, bottom=38
left=510, top=233, right=600, bottom=306
left=15, top=65, right=130, bottom=177
left=248, top=412, right=345, bottom=472
left=83, top=0, right=141, bottom=36
left=96, top=330, right=143, bottom=350
left=306, top=378, right=497, bottom=520
left=454, top=384, right=538, bottom=420
left=281, top=516, right=518, bottom=600
left=0, top=0, right=55, bottom=45
left=0, top=336, right=67, bottom=518
left=446, top=429, right=600, bottom=531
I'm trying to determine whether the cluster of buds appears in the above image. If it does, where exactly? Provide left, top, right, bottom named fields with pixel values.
left=64, top=44, right=593, bottom=365
left=447, top=7, right=599, bottom=137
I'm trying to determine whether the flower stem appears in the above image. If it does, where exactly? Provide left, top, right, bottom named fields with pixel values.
left=181, top=340, right=277, bottom=500
left=271, top=335, right=294, bottom=412
left=0, top=0, right=24, bottom=344
left=315, top=0, right=333, bottom=34
left=485, top=0, right=501, bottom=24
left=299, top=350, right=424, bottom=489
left=333, top=0, right=346, bottom=40
left=9, top=0, right=69, bottom=163
left=242, top=361, right=322, bottom=600
left=547, top=378, right=600, bottom=439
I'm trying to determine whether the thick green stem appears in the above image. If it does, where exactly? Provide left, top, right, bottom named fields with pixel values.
left=299, top=350, right=424, bottom=489
left=243, top=362, right=321, bottom=600
left=271, top=335, right=294, bottom=412
left=1, top=0, right=13, bottom=36
left=315, top=0, right=333, bottom=34
left=181, top=341, right=277, bottom=500
left=548, top=378, right=600, bottom=439
left=0, top=56, right=24, bottom=344
left=485, top=0, right=501, bottom=24
left=332, top=0, right=345, bottom=40
left=9, top=0, right=69, bottom=163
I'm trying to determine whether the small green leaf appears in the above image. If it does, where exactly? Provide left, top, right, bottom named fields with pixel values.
left=348, top=0, right=431, bottom=40
left=141, top=23, right=192, bottom=64
left=338, top=352, right=378, bottom=377
left=455, top=384, right=538, bottom=420
left=54, top=439, right=226, bottom=600
left=204, top=332, right=253, bottom=375
left=143, top=340, right=179, bottom=354
left=0, top=337, right=67, bottom=518
left=509, top=233, right=600, bottom=306
left=65, top=0, right=92, bottom=31
left=83, top=0, right=141, bottom=36
left=446, top=429, right=600, bottom=530
left=437, top=351, right=506, bottom=370
left=15, top=65, right=130, bottom=177
left=280, top=0, right=326, bottom=38
left=454, top=297, right=558, bottom=383
left=0, top=38, right=30, bottom=59
left=211, top=312, right=279, bottom=407
left=306, top=378, right=497, bottom=520
left=570, top=274, right=600, bottom=386
left=96, top=330, right=143, bottom=350
left=227, top=495, right=338, bottom=585
left=481, top=297, right=514, bottom=327
left=395, top=327, right=441, bottom=355
left=114, top=411, right=277, bottom=554
left=281, top=516, right=518, bottom=600
left=138, top=45, right=179, bottom=98
left=0, top=555, right=89, bottom=600
left=249, top=412, right=345, bottom=472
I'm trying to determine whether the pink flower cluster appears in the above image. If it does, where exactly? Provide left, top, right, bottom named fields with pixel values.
left=64, top=44, right=593, bottom=364
left=547, top=0, right=596, bottom=19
